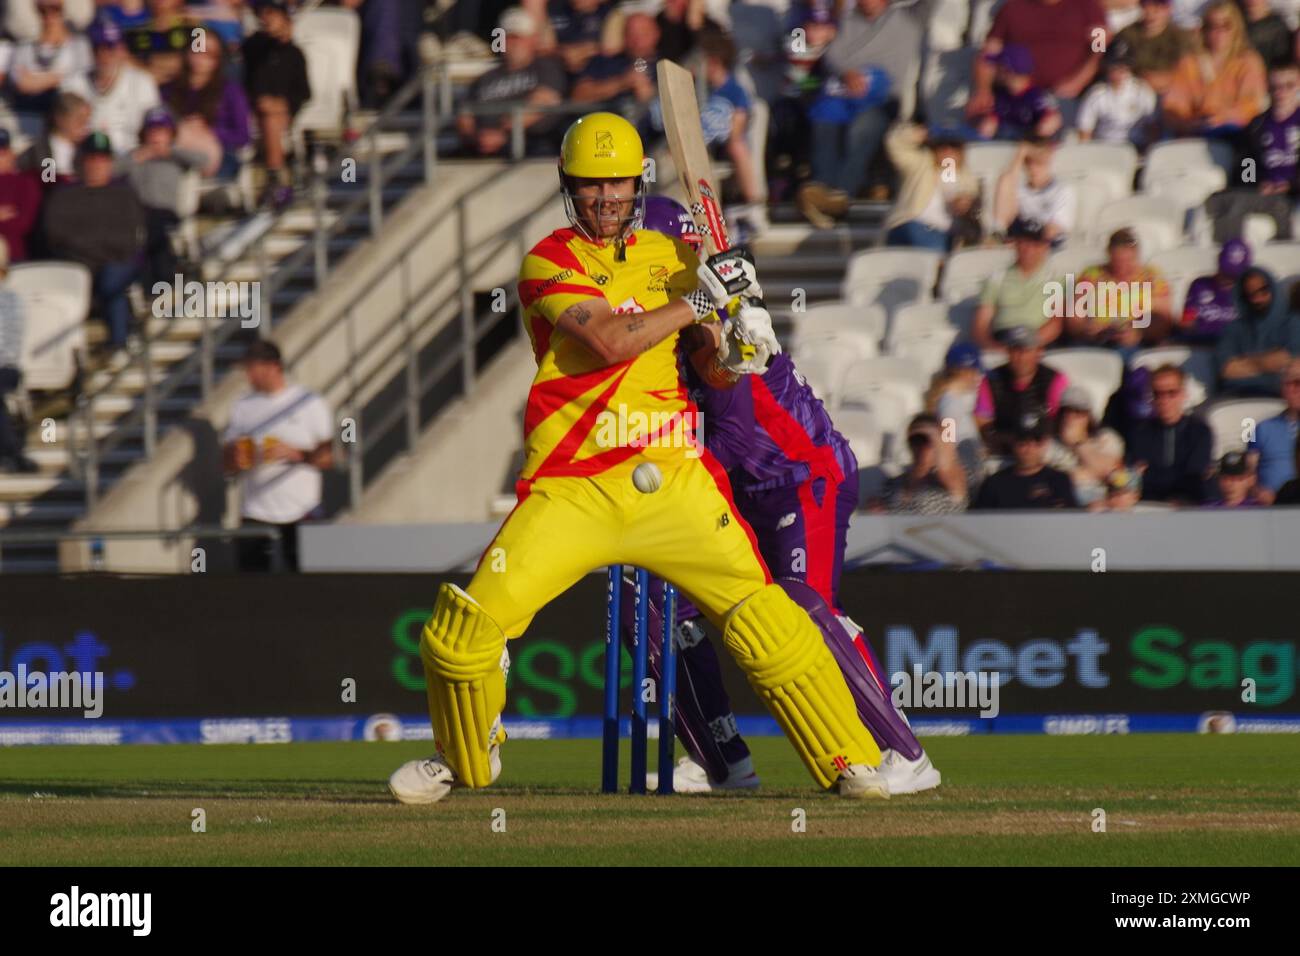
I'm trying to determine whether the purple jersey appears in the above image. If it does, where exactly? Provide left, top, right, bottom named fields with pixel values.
left=994, top=85, right=1057, bottom=133
left=1181, top=276, right=1239, bottom=342
left=686, top=352, right=856, bottom=492
left=1249, top=107, right=1300, bottom=189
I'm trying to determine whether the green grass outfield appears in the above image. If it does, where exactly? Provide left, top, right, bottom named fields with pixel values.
left=2, top=734, right=1299, bottom=866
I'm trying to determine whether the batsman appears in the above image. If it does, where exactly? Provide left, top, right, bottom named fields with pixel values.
left=389, top=111, right=888, bottom=804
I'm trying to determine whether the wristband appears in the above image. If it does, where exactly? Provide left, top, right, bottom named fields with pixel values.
left=685, top=288, right=716, bottom=321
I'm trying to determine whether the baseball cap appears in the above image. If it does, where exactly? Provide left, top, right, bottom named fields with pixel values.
left=1007, top=216, right=1048, bottom=242
left=807, top=1, right=834, bottom=24
left=987, top=43, right=1034, bottom=77
left=1107, top=467, right=1142, bottom=494
left=1218, top=238, right=1251, bottom=279
left=140, top=106, right=175, bottom=132
left=498, top=6, right=537, bottom=36
left=1014, top=412, right=1048, bottom=441
left=1218, top=450, right=1249, bottom=476
left=78, top=131, right=114, bottom=158
left=1060, top=385, right=1092, bottom=412
left=998, top=325, right=1037, bottom=349
left=1105, top=37, right=1134, bottom=68
left=945, top=340, right=983, bottom=372
left=87, top=16, right=123, bottom=47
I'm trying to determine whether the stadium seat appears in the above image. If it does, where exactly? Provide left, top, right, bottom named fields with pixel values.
left=746, top=97, right=770, bottom=203
left=841, top=249, right=942, bottom=333
left=1129, top=344, right=1215, bottom=408
left=1141, top=138, right=1236, bottom=190
left=832, top=406, right=885, bottom=468
left=788, top=302, right=888, bottom=356
left=891, top=326, right=960, bottom=378
left=968, top=0, right=1005, bottom=45
left=1091, top=195, right=1185, bottom=255
left=964, top=141, right=1018, bottom=228
left=791, top=329, right=878, bottom=365
left=981, top=348, right=1008, bottom=370
left=1206, top=398, right=1287, bottom=459
left=1242, top=213, right=1278, bottom=250
left=939, top=246, right=1016, bottom=303
left=1277, top=0, right=1299, bottom=28
left=888, top=301, right=974, bottom=347
left=292, top=8, right=361, bottom=146
left=1148, top=245, right=1219, bottom=317
left=926, top=0, right=971, bottom=52
left=1053, top=142, right=1138, bottom=238
left=1040, top=348, right=1124, bottom=418
left=1144, top=166, right=1228, bottom=219
left=1047, top=243, right=1106, bottom=280
left=837, top=357, right=928, bottom=421
left=7, top=262, right=92, bottom=391
left=1253, top=242, right=1300, bottom=297
left=788, top=340, right=860, bottom=406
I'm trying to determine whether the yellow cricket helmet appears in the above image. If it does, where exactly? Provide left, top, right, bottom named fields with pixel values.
left=559, top=112, right=645, bottom=179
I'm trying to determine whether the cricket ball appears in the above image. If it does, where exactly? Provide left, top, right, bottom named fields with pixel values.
left=632, top=462, right=663, bottom=494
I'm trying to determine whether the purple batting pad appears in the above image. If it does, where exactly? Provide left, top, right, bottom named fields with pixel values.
left=778, top=578, right=924, bottom=761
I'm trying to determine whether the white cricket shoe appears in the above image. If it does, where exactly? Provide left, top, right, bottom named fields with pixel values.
left=646, top=754, right=762, bottom=793
left=878, top=749, right=941, bottom=795
left=388, top=745, right=501, bottom=805
left=834, top=762, right=890, bottom=800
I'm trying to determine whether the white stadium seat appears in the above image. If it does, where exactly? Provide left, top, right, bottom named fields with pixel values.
left=292, top=8, right=361, bottom=143
left=968, top=0, right=1006, bottom=45
left=891, top=326, right=960, bottom=378
left=939, top=246, right=1016, bottom=302
left=841, top=249, right=942, bottom=333
left=1040, top=348, right=1124, bottom=419
left=1206, top=398, right=1287, bottom=459
left=1091, top=195, right=1185, bottom=256
left=1128, top=344, right=1215, bottom=408
left=837, top=357, right=928, bottom=421
left=888, top=301, right=973, bottom=346
left=926, top=0, right=971, bottom=52
left=787, top=340, right=858, bottom=407
left=789, top=302, right=888, bottom=351
left=1253, top=242, right=1300, bottom=298
left=832, top=406, right=885, bottom=468
left=7, top=262, right=91, bottom=391
left=1144, top=165, right=1228, bottom=218
left=1148, top=245, right=1219, bottom=318
left=1242, top=213, right=1278, bottom=250
left=1053, top=142, right=1138, bottom=238
left=791, top=329, right=878, bottom=364
left=964, top=141, right=1019, bottom=229
left=1141, top=138, right=1236, bottom=191
left=1047, top=243, right=1106, bottom=280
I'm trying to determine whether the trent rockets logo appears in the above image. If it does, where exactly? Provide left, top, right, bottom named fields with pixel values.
left=595, top=130, right=614, bottom=156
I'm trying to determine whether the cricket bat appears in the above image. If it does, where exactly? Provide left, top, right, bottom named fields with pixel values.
left=656, top=59, right=733, bottom=259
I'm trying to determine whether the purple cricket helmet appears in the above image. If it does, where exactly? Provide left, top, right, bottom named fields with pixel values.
left=640, top=195, right=702, bottom=255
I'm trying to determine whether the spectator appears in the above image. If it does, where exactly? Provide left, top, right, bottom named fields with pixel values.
left=971, top=412, right=1079, bottom=509
left=126, top=0, right=196, bottom=86
left=1247, top=357, right=1300, bottom=500
left=1045, top=385, right=1126, bottom=505
left=60, top=16, right=161, bottom=155
left=1271, top=434, right=1300, bottom=503
left=1124, top=363, right=1214, bottom=503
left=0, top=238, right=36, bottom=474
left=697, top=29, right=763, bottom=212
left=10, top=0, right=93, bottom=114
left=796, top=0, right=923, bottom=225
left=117, top=106, right=205, bottom=289
left=1095, top=464, right=1143, bottom=510
left=929, top=340, right=987, bottom=475
left=1163, top=0, right=1268, bottom=136
left=870, top=413, right=970, bottom=514
left=546, top=0, right=615, bottom=78
left=1115, top=0, right=1193, bottom=96
left=970, top=0, right=1106, bottom=128
left=992, top=139, right=1077, bottom=245
left=0, top=131, right=43, bottom=262
left=972, top=217, right=1064, bottom=351
left=655, top=0, right=720, bottom=63
left=222, top=339, right=334, bottom=572
left=1215, top=265, right=1300, bottom=395
left=1203, top=60, right=1299, bottom=243
left=1178, top=237, right=1251, bottom=342
left=4, top=0, right=95, bottom=42
left=1068, top=228, right=1173, bottom=352
left=163, top=29, right=251, bottom=179
left=100, top=0, right=152, bottom=32
left=1204, top=448, right=1263, bottom=505
left=17, top=90, right=91, bottom=184
left=882, top=124, right=980, bottom=251
left=458, top=8, right=565, bottom=159
left=40, top=131, right=145, bottom=349
left=974, top=325, right=1070, bottom=454
left=1240, top=0, right=1292, bottom=67
left=571, top=11, right=659, bottom=110
left=973, top=44, right=1062, bottom=141
left=242, top=0, right=311, bottom=208
left=1076, top=38, right=1160, bottom=146
left=345, top=0, right=423, bottom=108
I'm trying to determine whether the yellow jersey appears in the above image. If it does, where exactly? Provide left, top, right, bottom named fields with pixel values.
left=517, top=227, right=701, bottom=482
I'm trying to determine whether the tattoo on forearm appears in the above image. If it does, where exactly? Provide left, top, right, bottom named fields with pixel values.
left=572, top=306, right=592, bottom=326
left=626, top=315, right=645, bottom=334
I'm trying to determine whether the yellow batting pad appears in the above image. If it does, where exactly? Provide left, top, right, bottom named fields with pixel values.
left=420, top=583, right=508, bottom=788
left=723, top=585, right=881, bottom=788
